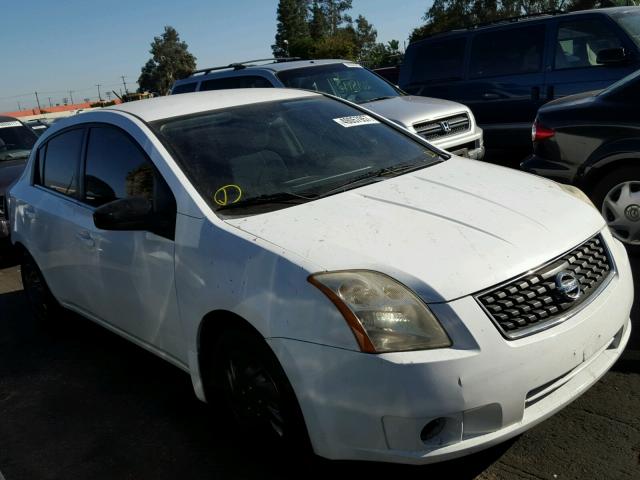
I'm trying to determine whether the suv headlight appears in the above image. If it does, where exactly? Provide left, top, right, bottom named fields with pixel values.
left=309, top=270, right=451, bottom=353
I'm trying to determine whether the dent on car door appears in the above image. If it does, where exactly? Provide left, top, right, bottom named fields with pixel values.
left=546, top=16, right=638, bottom=100
left=76, top=125, right=185, bottom=362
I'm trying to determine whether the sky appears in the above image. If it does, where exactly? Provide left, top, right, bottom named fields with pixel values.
left=0, top=0, right=430, bottom=113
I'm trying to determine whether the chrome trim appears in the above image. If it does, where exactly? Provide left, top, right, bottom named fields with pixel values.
left=474, top=232, right=617, bottom=340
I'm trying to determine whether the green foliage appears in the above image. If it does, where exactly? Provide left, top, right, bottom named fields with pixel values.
left=408, top=0, right=631, bottom=42
left=272, top=0, right=402, bottom=68
left=137, top=26, right=197, bottom=95
left=273, top=0, right=310, bottom=57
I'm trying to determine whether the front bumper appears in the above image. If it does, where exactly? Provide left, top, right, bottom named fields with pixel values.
left=269, top=233, right=633, bottom=464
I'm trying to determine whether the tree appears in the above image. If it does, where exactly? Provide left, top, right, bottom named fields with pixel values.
left=272, top=0, right=310, bottom=57
left=321, top=0, right=353, bottom=35
left=137, top=26, right=197, bottom=95
left=353, top=15, right=378, bottom=55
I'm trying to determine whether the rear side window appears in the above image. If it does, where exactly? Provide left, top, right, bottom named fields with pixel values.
left=470, top=25, right=546, bottom=78
left=40, top=129, right=84, bottom=197
left=172, top=82, right=198, bottom=94
left=555, top=19, right=623, bottom=70
left=408, top=37, right=466, bottom=83
left=200, top=75, right=274, bottom=91
left=84, top=127, right=157, bottom=207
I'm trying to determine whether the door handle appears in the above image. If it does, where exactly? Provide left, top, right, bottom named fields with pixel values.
left=482, top=93, right=500, bottom=100
left=76, top=230, right=95, bottom=248
left=531, top=86, right=540, bottom=101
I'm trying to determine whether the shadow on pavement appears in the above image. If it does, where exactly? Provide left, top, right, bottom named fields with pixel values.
left=0, top=288, right=513, bottom=480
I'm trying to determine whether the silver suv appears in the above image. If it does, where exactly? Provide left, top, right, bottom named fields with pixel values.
left=171, top=59, right=484, bottom=159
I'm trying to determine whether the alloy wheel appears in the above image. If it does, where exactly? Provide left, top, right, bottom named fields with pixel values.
left=602, top=180, right=640, bottom=245
left=224, top=356, right=285, bottom=438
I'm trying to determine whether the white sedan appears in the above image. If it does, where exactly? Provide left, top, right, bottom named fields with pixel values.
left=8, top=89, right=632, bottom=465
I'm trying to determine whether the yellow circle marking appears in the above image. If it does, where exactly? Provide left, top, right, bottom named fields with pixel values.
left=214, top=184, right=242, bottom=206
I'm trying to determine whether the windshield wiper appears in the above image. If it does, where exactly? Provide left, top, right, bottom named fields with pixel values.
left=362, top=96, right=395, bottom=103
left=310, top=162, right=432, bottom=200
left=217, top=192, right=310, bottom=211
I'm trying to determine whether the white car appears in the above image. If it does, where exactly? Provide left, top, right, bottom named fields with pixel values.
left=8, top=89, right=632, bottom=465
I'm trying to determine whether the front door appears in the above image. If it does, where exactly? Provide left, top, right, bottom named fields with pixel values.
left=76, top=125, right=184, bottom=362
left=545, top=15, right=638, bottom=100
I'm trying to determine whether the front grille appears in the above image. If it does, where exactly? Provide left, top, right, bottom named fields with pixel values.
left=476, top=234, right=614, bottom=339
left=0, top=195, right=5, bottom=219
left=413, top=113, right=470, bottom=141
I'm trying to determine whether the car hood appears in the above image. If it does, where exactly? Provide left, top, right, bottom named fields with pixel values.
left=226, top=157, right=605, bottom=303
left=361, top=95, right=471, bottom=129
left=0, top=160, right=27, bottom=193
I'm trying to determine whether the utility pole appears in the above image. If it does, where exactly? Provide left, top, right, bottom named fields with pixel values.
left=17, top=101, right=22, bottom=111
left=96, top=84, right=103, bottom=102
left=48, top=97, right=53, bottom=108
left=121, top=75, right=129, bottom=94
left=34, top=92, right=42, bottom=112
left=69, top=90, right=74, bottom=104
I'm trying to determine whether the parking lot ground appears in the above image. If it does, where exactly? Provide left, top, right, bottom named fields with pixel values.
left=0, top=254, right=638, bottom=480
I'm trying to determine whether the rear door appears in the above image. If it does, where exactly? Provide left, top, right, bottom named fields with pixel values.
left=545, top=14, right=638, bottom=100
left=459, top=23, right=548, bottom=150
left=27, top=128, right=91, bottom=306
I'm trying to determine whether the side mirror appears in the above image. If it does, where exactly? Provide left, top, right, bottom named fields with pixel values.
left=93, top=197, right=154, bottom=231
left=596, top=47, right=629, bottom=65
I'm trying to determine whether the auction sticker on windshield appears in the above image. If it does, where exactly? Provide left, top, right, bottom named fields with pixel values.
left=0, top=121, right=22, bottom=129
left=333, top=115, right=379, bottom=128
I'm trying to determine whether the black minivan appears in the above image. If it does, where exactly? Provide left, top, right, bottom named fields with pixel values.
left=399, top=7, right=640, bottom=161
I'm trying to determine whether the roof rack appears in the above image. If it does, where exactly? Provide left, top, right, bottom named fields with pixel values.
left=419, top=10, right=565, bottom=41
left=471, top=10, right=565, bottom=29
left=189, top=57, right=302, bottom=76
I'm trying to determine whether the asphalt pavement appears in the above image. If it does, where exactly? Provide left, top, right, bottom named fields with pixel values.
left=0, top=252, right=638, bottom=480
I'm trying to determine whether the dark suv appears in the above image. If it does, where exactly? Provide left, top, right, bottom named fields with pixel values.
left=399, top=7, right=640, bottom=161
left=0, top=116, right=38, bottom=248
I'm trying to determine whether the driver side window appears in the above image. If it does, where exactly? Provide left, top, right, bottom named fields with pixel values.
left=555, top=19, right=623, bottom=70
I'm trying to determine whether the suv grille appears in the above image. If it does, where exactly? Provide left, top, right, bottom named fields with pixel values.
left=476, top=234, right=614, bottom=339
left=413, top=113, right=470, bottom=140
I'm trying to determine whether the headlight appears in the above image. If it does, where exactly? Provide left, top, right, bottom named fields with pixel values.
left=309, top=270, right=451, bottom=353
left=557, top=183, right=596, bottom=209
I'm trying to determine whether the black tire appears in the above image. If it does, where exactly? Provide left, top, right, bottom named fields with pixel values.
left=212, top=327, right=311, bottom=454
left=591, top=166, right=640, bottom=256
left=20, top=251, right=61, bottom=322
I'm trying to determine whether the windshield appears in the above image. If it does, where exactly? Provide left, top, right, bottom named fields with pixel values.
left=0, top=120, right=37, bottom=162
left=153, top=96, right=440, bottom=216
left=277, top=63, right=400, bottom=104
left=614, top=10, right=640, bottom=47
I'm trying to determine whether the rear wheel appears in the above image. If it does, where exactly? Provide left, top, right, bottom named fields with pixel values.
left=20, top=251, right=61, bottom=322
left=212, top=328, right=310, bottom=453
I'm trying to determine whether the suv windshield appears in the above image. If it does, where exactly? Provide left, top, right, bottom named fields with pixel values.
left=614, top=10, right=640, bottom=47
left=153, top=96, right=440, bottom=216
left=0, top=120, right=37, bottom=162
left=277, top=63, right=400, bottom=104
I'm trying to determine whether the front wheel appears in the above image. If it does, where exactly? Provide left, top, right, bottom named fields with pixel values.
left=591, top=166, right=640, bottom=255
left=212, top=328, right=310, bottom=452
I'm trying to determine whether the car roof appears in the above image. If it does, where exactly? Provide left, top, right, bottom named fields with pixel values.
left=0, top=116, right=20, bottom=123
left=409, top=6, right=637, bottom=44
left=105, top=88, right=320, bottom=122
left=173, top=59, right=355, bottom=86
